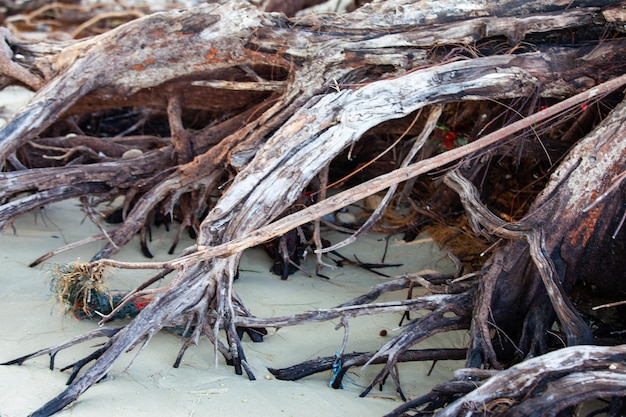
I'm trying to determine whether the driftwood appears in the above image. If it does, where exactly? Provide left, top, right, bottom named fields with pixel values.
left=385, top=344, right=626, bottom=417
left=0, top=0, right=626, bottom=416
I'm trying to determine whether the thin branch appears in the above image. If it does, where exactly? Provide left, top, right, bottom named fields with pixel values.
left=233, top=293, right=469, bottom=329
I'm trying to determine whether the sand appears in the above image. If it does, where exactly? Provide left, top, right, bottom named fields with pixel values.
left=0, top=88, right=465, bottom=417
left=0, top=199, right=466, bottom=417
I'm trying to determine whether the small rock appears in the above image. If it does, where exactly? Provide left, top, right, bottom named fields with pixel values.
left=122, top=149, right=143, bottom=159
left=335, top=211, right=357, bottom=225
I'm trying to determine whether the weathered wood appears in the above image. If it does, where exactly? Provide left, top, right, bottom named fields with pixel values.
left=269, top=348, right=467, bottom=381
left=386, top=345, right=626, bottom=417
left=436, top=344, right=626, bottom=417
left=59, top=72, right=626, bottom=273
left=1, top=0, right=624, bottom=259
left=444, top=169, right=593, bottom=346
left=0, top=1, right=625, bottom=416
left=455, top=96, right=626, bottom=372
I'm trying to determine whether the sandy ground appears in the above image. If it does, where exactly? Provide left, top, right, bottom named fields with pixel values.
left=0, top=201, right=465, bottom=417
left=0, top=88, right=465, bottom=417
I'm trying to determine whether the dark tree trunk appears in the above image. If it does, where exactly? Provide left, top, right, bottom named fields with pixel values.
left=452, top=98, right=626, bottom=368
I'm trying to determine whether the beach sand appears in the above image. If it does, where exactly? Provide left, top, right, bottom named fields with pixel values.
left=0, top=199, right=466, bottom=417
left=0, top=87, right=465, bottom=417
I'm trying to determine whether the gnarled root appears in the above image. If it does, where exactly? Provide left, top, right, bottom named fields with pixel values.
left=386, top=344, right=626, bottom=417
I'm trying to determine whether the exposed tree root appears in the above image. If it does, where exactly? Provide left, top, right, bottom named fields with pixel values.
left=0, top=1, right=625, bottom=416
left=268, top=348, right=467, bottom=382
left=385, top=344, right=626, bottom=417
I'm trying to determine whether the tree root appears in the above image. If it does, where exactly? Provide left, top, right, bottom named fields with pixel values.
left=1, top=2, right=626, bottom=416
left=268, top=348, right=467, bottom=382
left=1, top=328, right=121, bottom=370
left=444, top=169, right=593, bottom=346
left=386, top=344, right=626, bottom=417
left=4, top=273, right=473, bottom=415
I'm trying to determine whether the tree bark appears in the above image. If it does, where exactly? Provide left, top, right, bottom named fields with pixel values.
left=451, top=97, right=626, bottom=370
